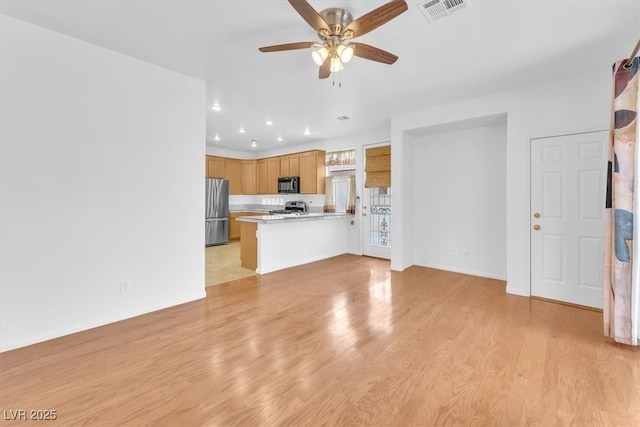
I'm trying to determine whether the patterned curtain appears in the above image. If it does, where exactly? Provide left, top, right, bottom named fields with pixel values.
left=324, top=175, right=356, bottom=213
left=325, top=149, right=355, bottom=166
left=346, top=175, right=356, bottom=214
left=604, top=55, right=639, bottom=346
left=324, top=177, right=336, bottom=213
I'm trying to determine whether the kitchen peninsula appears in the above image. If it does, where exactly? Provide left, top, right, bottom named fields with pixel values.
left=236, top=213, right=353, bottom=274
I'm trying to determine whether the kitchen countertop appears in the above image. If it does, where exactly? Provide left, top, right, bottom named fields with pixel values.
left=235, top=213, right=353, bottom=223
left=229, top=208, right=272, bottom=214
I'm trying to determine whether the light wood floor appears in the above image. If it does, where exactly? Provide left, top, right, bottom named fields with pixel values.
left=206, top=240, right=255, bottom=287
left=2, top=255, right=639, bottom=426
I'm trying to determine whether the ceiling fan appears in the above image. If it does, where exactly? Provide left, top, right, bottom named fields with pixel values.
left=258, top=0, right=408, bottom=80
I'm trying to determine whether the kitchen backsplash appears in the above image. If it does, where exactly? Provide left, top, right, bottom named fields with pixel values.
left=229, top=194, right=325, bottom=213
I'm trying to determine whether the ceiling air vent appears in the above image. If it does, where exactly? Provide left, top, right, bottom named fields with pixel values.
left=418, top=0, right=470, bottom=23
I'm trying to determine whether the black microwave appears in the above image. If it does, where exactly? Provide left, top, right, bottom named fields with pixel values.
left=278, top=176, right=300, bottom=194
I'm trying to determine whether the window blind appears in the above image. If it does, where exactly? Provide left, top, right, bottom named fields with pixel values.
left=365, top=145, right=390, bottom=188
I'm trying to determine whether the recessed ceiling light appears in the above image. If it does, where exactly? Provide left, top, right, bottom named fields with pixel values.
left=212, top=103, right=221, bottom=112
left=239, top=126, right=246, bottom=134
left=251, top=140, right=257, bottom=148
left=214, top=134, right=221, bottom=141
left=304, top=128, right=310, bottom=136
left=277, top=135, right=283, bottom=142
left=266, top=120, right=273, bottom=126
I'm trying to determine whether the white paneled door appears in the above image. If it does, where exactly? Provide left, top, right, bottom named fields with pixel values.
left=530, top=131, right=608, bottom=308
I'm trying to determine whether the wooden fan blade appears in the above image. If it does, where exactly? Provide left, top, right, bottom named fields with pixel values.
left=350, top=42, right=398, bottom=64
left=344, top=0, right=408, bottom=39
left=288, top=0, right=329, bottom=32
left=319, top=56, right=331, bottom=79
left=259, top=42, right=318, bottom=53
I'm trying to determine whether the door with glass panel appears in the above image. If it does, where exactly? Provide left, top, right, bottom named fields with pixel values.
left=363, top=143, right=391, bottom=259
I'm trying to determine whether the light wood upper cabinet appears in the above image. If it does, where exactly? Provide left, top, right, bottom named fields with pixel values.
left=206, top=150, right=324, bottom=195
left=241, top=160, right=257, bottom=195
left=279, top=154, right=300, bottom=178
left=267, top=157, right=280, bottom=194
left=280, top=156, right=290, bottom=177
left=225, top=159, right=242, bottom=195
left=257, top=159, right=268, bottom=194
left=299, top=150, right=326, bottom=194
left=289, top=154, right=300, bottom=176
left=206, top=156, right=225, bottom=178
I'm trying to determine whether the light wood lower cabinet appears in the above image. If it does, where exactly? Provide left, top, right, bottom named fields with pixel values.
left=230, top=212, right=263, bottom=240
left=229, top=213, right=242, bottom=240
left=240, top=222, right=258, bottom=270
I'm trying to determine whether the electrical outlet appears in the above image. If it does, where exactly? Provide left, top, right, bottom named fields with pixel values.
left=120, top=280, right=131, bottom=293
left=452, top=248, right=458, bottom=256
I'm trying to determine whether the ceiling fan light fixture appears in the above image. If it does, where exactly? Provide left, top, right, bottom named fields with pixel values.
left=337, top=44, right=354, bottom=63
left=330, top=57, right=344, bottom=73
left=312, top=46, right=329, bottom=66
left=258, top=0, right=408, bottom=82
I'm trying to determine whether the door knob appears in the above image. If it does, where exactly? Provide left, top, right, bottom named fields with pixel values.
left=533, top=224, right=541, bottom=230
left=533, top=212, right=541, bottom=218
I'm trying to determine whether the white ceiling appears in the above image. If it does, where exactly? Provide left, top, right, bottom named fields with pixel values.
left=1, top=0, right=638, bottom=153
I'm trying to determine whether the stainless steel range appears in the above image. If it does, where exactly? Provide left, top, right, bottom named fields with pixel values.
left=269, top=200, right=306, bottom=215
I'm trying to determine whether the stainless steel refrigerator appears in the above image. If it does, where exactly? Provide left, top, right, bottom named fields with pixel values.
left=205, top=178, right=229, bottom=246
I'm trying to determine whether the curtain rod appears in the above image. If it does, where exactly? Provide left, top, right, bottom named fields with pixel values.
left=624, top=39, right=640, bottom=68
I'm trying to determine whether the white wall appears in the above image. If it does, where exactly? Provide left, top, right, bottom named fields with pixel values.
left=410, top=121, right=507, bottom=279
left=0, top=16, right=206, bottom=351
left=392, top=69, right=612, bottom=296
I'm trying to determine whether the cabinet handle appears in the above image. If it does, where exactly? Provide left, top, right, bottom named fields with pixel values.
left=533, top=224, right=541, bottom=231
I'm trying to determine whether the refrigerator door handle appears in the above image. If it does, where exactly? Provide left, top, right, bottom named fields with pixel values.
left=206, top=218, right=228, bottom=222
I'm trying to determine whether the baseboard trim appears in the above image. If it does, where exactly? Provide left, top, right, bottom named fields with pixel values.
left=0, top=291, right=206, bottom=353
left=417, top=262, right=506, bottom=281
left=531, top=296, right=602, bottom=312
